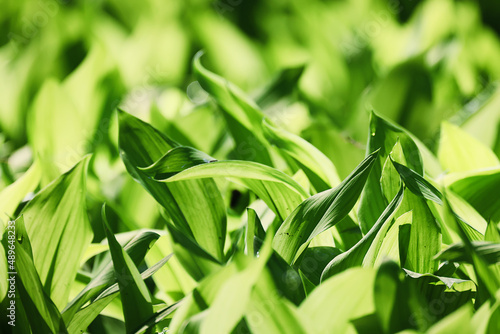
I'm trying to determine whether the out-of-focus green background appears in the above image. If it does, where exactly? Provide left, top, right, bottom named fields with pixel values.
left=2, top=0, right=500, bottom=184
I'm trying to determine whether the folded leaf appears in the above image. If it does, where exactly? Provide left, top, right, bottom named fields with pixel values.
left=273, top=150, right=378, bottom=265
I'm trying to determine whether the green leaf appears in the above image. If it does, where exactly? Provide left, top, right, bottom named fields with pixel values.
left=321, top=185, right=404, bottom=280
left=446, top=167, right=500, bottom=224
left=364, top=211, right=413, bottom=267
left=3, top=216, right=67, bottom=333
left=438, top=122, right=500, bottom=173
left=300, top=267, right=376, bottom=334
left=436, top=241, right=500, bottom=264
left=67, top=255, right=172, bottom=334
left=403, top=269, right=476, bottom=291
left=440, top=194, right=500, bottom=306
left=373, top=260, right=404, bottom=333
left=0, top=160, right=41, bottom=226
left=200, top=228, right=274, bottom=333
left=255, top=64, right=305, bottom=109
left=193, top=51, right=273, bottom=165
left=358, top=112, right=430, bottom=233
left=63, top=229, right=161, bottom=324
left=164, top=221, right=221, bottom=281
left=20, top=155, right=92, bottom=310
left=273, top=150, right=378, bottom=265
left=168, top=263, right=239, bottom=332
left=102, top=206, right=154, bottom=334
left=246, top=208, right=266, bottom=256
left=144, top=154, right=308, bottom=221
left=427, top=304, right=474, bottom=334
left=263, top=120, right=341, bottom=191
left=390, top=159, right=443, bottom=205
left=194, top=52, right=340, bottom=191
left=390, top=159, right=485, bottom=240
left=118, top=110, right=227, bottom=262
left=245, top=269, right=307, bottom=334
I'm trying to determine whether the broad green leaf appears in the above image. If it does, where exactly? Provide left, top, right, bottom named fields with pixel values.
left=461, top=87, right=500, bottom=149
left=0, top=160, right=41, bottom=227
left=20, top=156, right=92, bottom=309
left=273, top=150, right=378, bottom=264
left=300, top=267, right=376, bottom=334
left=143, top=155, right=308, bottom=221
left=27, top=70, right=104, bottom=184
left=321, top=185, right=404, bottom=280
left=438, top=122, right=500, bottom=173
left=402, top=190, right=442, bottom=274
left=103, top=207, right=154, bottom=334
left=118, top=110, right=227, bottom=261
left=486, top=222, right=500, bottom=243
left=3, top=216, right=67, bottom=333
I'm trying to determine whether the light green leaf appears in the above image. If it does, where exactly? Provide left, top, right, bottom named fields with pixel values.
left=0, top=160, right=41, bottom=227
left=245, top=269, right=307, bottom=334
left=438, top=122, right=500, bottom=173
left=300, top=267, right=376, bottom=334
left=200, top=227, right=273, bottom=333
left=20, top=156, right=92, bottom=310
left=427, top=304, right=474, bottom=334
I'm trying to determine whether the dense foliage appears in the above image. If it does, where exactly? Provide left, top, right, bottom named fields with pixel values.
left=2, top=0, right=500, bottom=333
